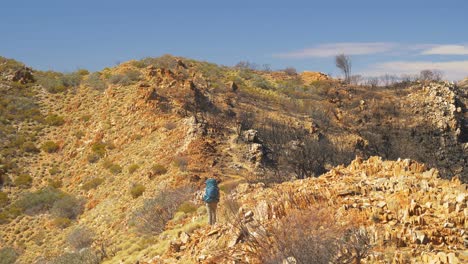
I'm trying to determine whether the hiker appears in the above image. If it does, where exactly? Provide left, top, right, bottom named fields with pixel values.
left=203, top=178, right=220, bottom=225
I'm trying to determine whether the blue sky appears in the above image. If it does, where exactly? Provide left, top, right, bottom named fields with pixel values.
left=2, top=0, right=468, bottom=80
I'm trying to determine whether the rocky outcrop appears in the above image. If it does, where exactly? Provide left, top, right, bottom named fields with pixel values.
left=160, top=157, right=467, bottom=263
left=406, top=82, right=467, bottom=181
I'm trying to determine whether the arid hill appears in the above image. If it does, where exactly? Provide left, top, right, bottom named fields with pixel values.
left=0, top=55, right=466, bottom=263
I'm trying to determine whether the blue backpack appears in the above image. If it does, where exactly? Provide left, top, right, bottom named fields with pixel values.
left=203, top=178, right=219, bottom=203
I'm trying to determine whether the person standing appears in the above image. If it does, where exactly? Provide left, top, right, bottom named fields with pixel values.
left=203, top=178, right=220, bottom=225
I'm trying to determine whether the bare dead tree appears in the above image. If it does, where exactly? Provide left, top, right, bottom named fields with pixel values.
left=419, top=69, right=443, bottom=82
left=335, top=54, right=352, bottom=83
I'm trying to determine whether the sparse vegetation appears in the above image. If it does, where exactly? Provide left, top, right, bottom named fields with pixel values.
left=128, top=164, right=139, bottom=174
left=21, top=141, right=39, bottom=153
left=66, top=226, right=95, bottom=250
left=130, top=186, right=192, bottom=235
left=45, top=114, right=65, bottom=126
left=14, top=187, right=83, bottom=219
left=51, top=249, right=100, bottom=264
left=41, top=141, right=60, bottom=153
left=51, top=195, right=84, bottom=219
left=253, top=207, right=371, bottom=264
left=82, top=178, right=104, bottom=191
left=173, top=156, right=188, bottom=172
left=52, top=217, right=72, bottom=229
left=85, top=72, right=107, bottom=91
left=130, top=184, right=145, bottom=198
left=0, top=192, right=9, bottom=206
left=0, top=247, right=17, bottom=264
left=177, top=201, right=197, bottom=214
left=14, top=174, right=32, bottom=187
left=102, top=159, right=122, bottom=174
left=36, top=71, right=82, bottom=93
left=108, top=70, right=141, bottom=85
left=151, top=164, right=167, bottom=176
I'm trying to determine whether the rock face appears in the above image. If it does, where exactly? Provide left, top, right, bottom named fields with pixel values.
left=406, top=82, right=467, bottom=181
left=161, top=157, right=468, bottom=263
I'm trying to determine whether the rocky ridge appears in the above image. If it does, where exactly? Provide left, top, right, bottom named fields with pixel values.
left=159, top=157, right=467, bottom=264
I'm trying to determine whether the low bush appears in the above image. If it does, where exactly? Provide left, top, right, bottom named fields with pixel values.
left=128, top=164, right=139, bottom=174
left=41, top=141, right=60, bottom=153
left=108, top=164, right=122, bottom=175
left=45, top=114, right=65, bottom=126
left=74, top=131, right=85, bottom=139
left=0, top=191, right=9, bottom=206
left=15, top=187, right=63, bottom=214
left=151, top=164, right=167, bottom=176
left=51, top=248, right=100, bottom=264
left=102, top=160, right=122, bottom=175
left=82, top=178, right=104, bottom=191
left=87, top=153, right=100, bottom=163
left=48, top=179, right=63, bottom=188
left=14, top=174, right=32, bottom=187
left=21, top=141, right=39, bottom=153
left=49, top=166, right=60, bottom=175
left=130, top=184, right=145, bottom=198
left=91, top=142, right=107, bottom=157
left=66, top=226, right=95, bottom=250
left=76, top=69, right=90, bottom=76
left=129, top=186, right=192, bottom=235
left=14, top=187, right=83, bottom=218
left=253, top=207, right=371, bottom=264
left=51, top=195, right=84, bottom=219
left=85, top=72, right=107, bottom=91
left=0, top=247, right=17, bottom=264
left=52, top=217, right=72, bottom=229
left=177, top=201, right=197, bottom=214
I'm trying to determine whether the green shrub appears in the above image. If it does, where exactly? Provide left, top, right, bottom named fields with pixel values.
left=15, top=187, right=64, bottom=214
left=151, top=164, right=167, bottom=175
left=177, top=201, right=197, bottom=214
left=87, top=153, right=100, bottom=163
left=53, top=217, right=72, bottom=229
left=109, top=164, right=122, bottom=174
left=49, top=166, right=60, bottom=175
left=48, top=179, right=63, bottom=188
left=51, top=248, right=99, bottom=264
left=66, top=226, right=95, bottom=250
left=45, top=114, right=65, bottom=126
left=51, top=195, right=84, bottom=219
left=0, top=192, right=9, bottom=206
left=60, top=72, right=82, bottom=88
left=128, top=164, right=139, bottom=174
left=82, top=178, right=104, bottom=191
left=74, top=131, right=85, bottom=139
left=91, top=142, right=106, bottom=157
left=130, top=184, right=145, bottom=198
left=42, top=141, right=60, bottom=153
left=85, top=72, right=107, bottom=91
left=0, top=247, right=17, bottom=264
left=102, top=160, right=122, bottom=175
left=21, top=141, right=39, bottom=153
left=108, top=74, right=131, bottom=85
left=76, top=69, right=90, bottom=76
left=81, top=115, right=91, bottom=122
left=14, top=174, right=32, bottom=187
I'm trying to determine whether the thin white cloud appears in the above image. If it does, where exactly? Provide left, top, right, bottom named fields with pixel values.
left=421, top=45, right=468, bottom=55
left=274, top=42, right=396, bottom=58
left=361, top=60, right=468, bottom=81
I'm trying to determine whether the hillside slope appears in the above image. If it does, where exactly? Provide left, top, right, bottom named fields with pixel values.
left=0, top=55, right=466, bottom=263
